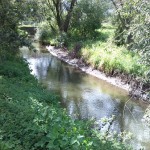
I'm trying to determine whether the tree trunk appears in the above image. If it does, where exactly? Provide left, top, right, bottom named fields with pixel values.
left=46, top=0, right=76, bottom=33
left=110, top=0, right=124, bottom=26
left=63, top=0, right=77, bottom=33
left=54, top=0, right=63, bottom=31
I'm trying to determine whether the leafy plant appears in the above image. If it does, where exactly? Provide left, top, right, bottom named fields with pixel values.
left=0, top=57, right=129, bottom=150
left=35, top=22, right=53, bottom=43
left=0, top=0, right=29, bottom=58
left=70, top=0, right=106, bottom=37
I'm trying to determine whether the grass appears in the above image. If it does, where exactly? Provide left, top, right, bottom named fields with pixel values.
left=38, top=22, right=150, bottom=99
left=0, top=57, right=129, bottom=150
left=67, top=23, right=148, bottom=78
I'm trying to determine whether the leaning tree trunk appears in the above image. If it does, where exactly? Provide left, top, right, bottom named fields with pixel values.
left=63, top=0, right=77, bottom=33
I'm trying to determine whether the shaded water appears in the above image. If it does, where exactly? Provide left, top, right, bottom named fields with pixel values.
left=21, top=43, right=150, bottom=150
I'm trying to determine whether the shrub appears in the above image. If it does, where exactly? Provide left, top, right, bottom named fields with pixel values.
left=35, top=22, right=54, bottom=43
left=70, top=0, right=106, bottom=37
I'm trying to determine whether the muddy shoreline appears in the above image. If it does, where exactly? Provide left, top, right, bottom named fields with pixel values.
left=46, top=46, right=150, bottom=103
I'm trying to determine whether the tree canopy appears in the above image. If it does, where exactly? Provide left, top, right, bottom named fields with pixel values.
left=112, top=0, right=150, bottom=66
left=0, top=0, right=27, bottom=57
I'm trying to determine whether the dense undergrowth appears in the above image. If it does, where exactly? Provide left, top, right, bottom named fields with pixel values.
left=0, top=57, right=128, bottom=150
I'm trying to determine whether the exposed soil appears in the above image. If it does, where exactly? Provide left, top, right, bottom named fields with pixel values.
left=45, top=45, right=150, bottom=104
left=46, top=45, right=130, bottom=91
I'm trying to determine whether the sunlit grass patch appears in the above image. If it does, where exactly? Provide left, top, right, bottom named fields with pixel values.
left=80, top=23, right=148, bottom=77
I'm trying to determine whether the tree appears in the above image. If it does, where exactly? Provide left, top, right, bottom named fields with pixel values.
left=70, top=0, right=106, bottom=37
left=0, top=0, right=27, bottom=57
left=42, top=0, right=77, bottom=33
left=128, top=0, right=150, bottom=65
left=112, top=0, right=150, bottom=65
left=111, top=0, right=135, bottom=46
left=111, top=0, right=150, bottom=85
left=40, top=0, right=108, bottom=36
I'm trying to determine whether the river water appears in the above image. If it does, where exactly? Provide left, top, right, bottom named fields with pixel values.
left=20, top=43, right=150, bottom=150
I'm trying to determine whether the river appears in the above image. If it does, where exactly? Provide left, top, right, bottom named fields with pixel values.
left=20, top=42, right=150, bottom=150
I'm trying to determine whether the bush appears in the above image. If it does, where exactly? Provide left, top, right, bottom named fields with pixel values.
left=54, top=32, right=69, bottom=48
left=0, top=0, right=28, bottom=57
left=75, top=22, right=150, bottom=79
left=35, top=22, right=54, bottom=43
left=70, top=0, right=106, bottom=37
left=128, top=0, right=150, bottom=65
left=113, top=0, right=150, bottom=67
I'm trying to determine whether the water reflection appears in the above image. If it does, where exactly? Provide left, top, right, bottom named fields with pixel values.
left=21, top=44, right=150, bottom=150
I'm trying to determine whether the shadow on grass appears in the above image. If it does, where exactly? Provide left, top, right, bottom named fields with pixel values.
left=67, top=31, right=111, bottom=50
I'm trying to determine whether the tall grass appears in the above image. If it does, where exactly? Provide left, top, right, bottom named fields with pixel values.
left=79, top=23, right=148, bottom=78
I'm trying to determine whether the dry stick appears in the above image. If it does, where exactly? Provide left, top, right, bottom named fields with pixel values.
left=123, top=89, right=149, bottom=125
left=123, top=95, right=137, bottom=123
left=125, top=105, right=138, bottom=124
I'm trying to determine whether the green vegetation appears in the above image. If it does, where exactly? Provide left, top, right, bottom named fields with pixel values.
left=0, top=0, right=31, bottom=57
left=36, top=0, right=150, bottom=100
left=0, top=1, right=131, bottom=148
left=39, top=22, right=148, bottom=79
left=79, top=23, right=148, bottom=77
left=0, top=0, right=150, bottom=149
left=36, top=22, right=55, bottom=44
left=0, top=57, right=128, bottom=150
left=37, top=0, right=106, bottom=35
left=112, top=0, right=150, bottom=65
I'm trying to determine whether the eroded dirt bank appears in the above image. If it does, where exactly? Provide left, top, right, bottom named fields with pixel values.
left=46, top=45, right=130, bottom=91
left=46, top=46, right=150, bottom=103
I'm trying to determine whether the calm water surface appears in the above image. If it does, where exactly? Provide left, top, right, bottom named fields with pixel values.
left=21, top=43, right=150, bottom=150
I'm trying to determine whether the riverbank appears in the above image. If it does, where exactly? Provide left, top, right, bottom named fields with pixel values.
left=46, top=45, right=150, bottom=103
left=0, top=57, right=128, bottom=150
left=42, top=23, right=150, bottom=103
left=46, top=45, right=130, bottom=91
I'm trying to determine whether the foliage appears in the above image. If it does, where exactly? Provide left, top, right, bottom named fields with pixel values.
left=68, top=23, right=149, bottom=78
left=128, top=0, right=150, bottom=65
left=38, top=0, right=108, bottom=37
left=70, top=0, right=106, bottom=37
left=35, top=22, right=53, bottom=42
left=0, top=0, right=28, bottom=58
left=21, top=0, right=43, bottom=22
left=36, top=21, right=71, bottom=47
left=112, top=0, right=150, bottom=66
left=38, top=0, right=77, bottom=33
left=112, top=0, right=135, bottom=46
left=112, top=0, right=150, bottom=88
left=0, top=57, right=129, bottom=150
left=37, top=0, right=109, bottom=47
